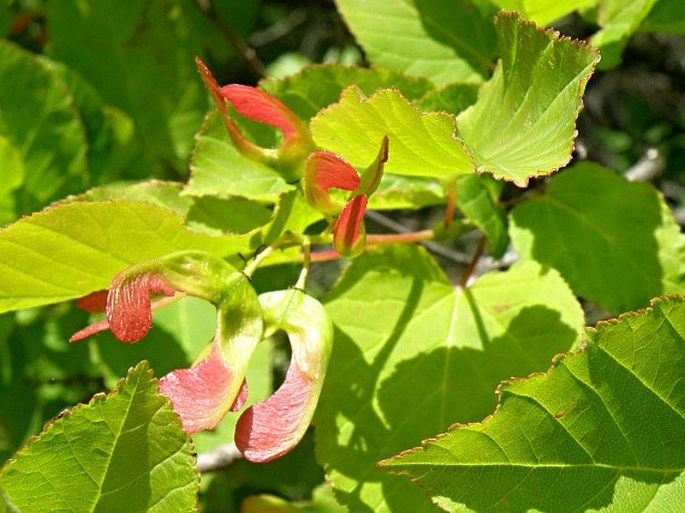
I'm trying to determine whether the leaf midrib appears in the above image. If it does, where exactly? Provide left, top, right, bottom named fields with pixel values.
left=90, top=372, right=143, bottom=512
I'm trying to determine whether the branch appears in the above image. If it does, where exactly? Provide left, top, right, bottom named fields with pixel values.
left=195, top=0, right=266, bottom=79
left=625, top=147, right=664, bottom=182
left=196, top=443, right=242, bottom=473
left=365, top=210, right=472, bottom=264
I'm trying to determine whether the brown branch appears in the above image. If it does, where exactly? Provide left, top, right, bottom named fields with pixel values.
left=195, top=0, right=266, bottom=79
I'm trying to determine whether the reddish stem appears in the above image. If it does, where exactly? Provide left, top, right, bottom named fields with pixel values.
left=459, top=237, right=486, bottom=288
left=366, top=230, right=434, bottom=244
left=309, top=229, right=436, bottom=263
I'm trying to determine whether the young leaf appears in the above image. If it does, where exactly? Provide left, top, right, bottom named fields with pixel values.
left=185, top=112, right=294, bottom=202
left=457, top=12, right=599, bottom=186
left=510, top=162, right=685, bottom=313
left=0, top=200, right=245, bottom=314
left=381, top=296, right=685, bottom=513
left=336, top=0, right=498, bottom=84
left=260, top=64, right=434, bottom=120
left=0, top=362, right=199, bottom=512
left=311, top=86, right=473, bottom=180
left=316, top=247, right=583, bottom=512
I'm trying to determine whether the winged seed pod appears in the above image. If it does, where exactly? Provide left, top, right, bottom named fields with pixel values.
left=71, top=251, right=263, bottom=434
left=235, top=288, right=333, bottom=463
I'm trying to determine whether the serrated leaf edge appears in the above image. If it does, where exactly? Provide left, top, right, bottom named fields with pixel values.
left=311, top=84, right=477, bottom=180
left=0, top=361, right=201, bottom=498
left=376, top=294, right=684, bottom=512
left=463, top=10, right=601, bottom=187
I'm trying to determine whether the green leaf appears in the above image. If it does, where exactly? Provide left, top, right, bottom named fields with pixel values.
left=311, top=86, right=473, bottom=180
left=0, top=200, right=245, bottom=314
left=591, top=0, right=659, bottom=69
left=45, top=61, right=138, bottom=184
left=335, top=0, right=498, bottom=84
left=491, top=0, right=598, bottom=25
left=187, top=197, right=273, bottom=236
left=0, top=0, right=9, bottom=38
left=46, top=0, right=230, bottom=174
left=414, top=82, right=480, bottom=114
left=510, top=162, right=685, bottom=313
left=316, top=247, right=583, bottom=512
left=0, top=306, right=102, bottom=463
left=66, top=180, right=285, bottom=238
left=381, top=296, right=685, bottom=513
left=457, top=12, right=599, bottom=185
left=456, top=174, right=508, bottom=258
left=260, top=64, right=434, bottom=120
left=0, top=137, right=24, bottom=226
left=641, top=0, right=685, bottom=33
left=0, top=41, right=88, bottom=210
left=0, top=362, right=199, bottom=512
left=185, top=112, right=294, bottom=202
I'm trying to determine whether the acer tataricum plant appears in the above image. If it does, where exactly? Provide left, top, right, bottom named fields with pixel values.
left=0, top=2, right=684, bottom=513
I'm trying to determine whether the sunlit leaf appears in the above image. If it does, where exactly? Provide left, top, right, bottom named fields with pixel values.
left=457, top=12, right=599, bottom=185
left=0, top=362, right=199, bottom=512
left=316, top=246, right=583, bottom=512
left=336, top=0, right=498, bottom=84
left=381, top=296, right=685, bottom=513
left=0, top=200, right=245, bottom=313
left=311, top=86, right=473, bottom=180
